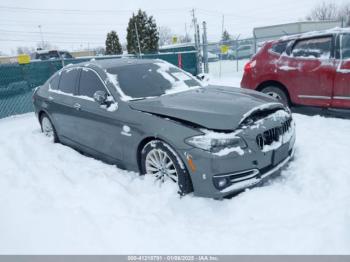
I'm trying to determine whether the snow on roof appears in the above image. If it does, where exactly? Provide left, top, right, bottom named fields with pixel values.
left=159, top=42, right=195, bottom=49
left=36, top=49, right=69, bottom=54
left=280, top=27, right=350, bottom=41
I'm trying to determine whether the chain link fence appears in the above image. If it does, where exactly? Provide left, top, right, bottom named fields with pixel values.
left=202, top=38, right=255, bottom=79
left=0, top=51, right=198, bottom=119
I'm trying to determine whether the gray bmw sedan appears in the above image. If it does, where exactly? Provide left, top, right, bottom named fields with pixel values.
left=33, top=58, right=295, bottom=198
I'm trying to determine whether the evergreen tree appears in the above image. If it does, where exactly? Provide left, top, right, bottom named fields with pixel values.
left=105, top=31, right=122, bottom=55
left=126, top=9, right=159, bottom=54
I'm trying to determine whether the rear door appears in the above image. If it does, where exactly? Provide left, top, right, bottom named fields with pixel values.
left=278, top=36, right=335, bottom=107
left=332, top=34, right=350, bottom=109
left=73, top=68, right=123, bottom=162
left=48, top=68, right=80, bottom=142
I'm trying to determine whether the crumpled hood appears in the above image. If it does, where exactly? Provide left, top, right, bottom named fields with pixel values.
left=129, top=85, right=285, bottom=130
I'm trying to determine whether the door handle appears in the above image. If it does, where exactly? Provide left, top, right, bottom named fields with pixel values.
left=73, top=103, right=81, bottom=110
left=48, top=96, right=54, bottom=101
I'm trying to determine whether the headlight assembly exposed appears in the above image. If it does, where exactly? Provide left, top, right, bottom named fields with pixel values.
left=185, top=130, right=247, bottom=152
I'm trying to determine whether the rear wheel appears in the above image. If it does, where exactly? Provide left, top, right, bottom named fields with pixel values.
left=261, top=86, right=290, bottom=106
left=40, top=113, right=58, bottom=143
left=141, top=140, right=193, bottom=196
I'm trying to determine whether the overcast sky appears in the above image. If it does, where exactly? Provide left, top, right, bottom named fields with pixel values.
left=0, top=0, right=327, bottom=54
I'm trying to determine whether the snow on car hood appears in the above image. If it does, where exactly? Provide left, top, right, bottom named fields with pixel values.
left=129, top=85, right=285, bottom=130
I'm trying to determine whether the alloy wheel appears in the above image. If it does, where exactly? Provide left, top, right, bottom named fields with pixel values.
left=145, top=148, right=178, bottom=183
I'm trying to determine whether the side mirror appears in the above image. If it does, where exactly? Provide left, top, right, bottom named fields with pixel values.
left=93, top=90, right=108, bottom=104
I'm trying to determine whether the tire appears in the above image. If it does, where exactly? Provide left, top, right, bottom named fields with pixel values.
left=140, top=140, right=193, bottom=196
left=40, top=113, right=59, bottom=143
left=261, top=86, right=290, bottom=106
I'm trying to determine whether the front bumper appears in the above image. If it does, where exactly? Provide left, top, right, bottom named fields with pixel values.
left=215, top=148, right=294, bottom=195
left=178, top=120, right=296, bottom=199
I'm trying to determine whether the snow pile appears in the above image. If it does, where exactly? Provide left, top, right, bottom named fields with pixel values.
left=0, top=113, right=349, bottom=254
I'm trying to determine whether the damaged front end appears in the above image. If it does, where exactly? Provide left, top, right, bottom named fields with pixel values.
left=181, top=104, right=296, bottom=198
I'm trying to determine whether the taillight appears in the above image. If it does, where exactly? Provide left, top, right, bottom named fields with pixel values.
left=244, top=60, right=256, bottom=73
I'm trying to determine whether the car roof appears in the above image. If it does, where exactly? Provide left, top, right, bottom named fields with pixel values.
left=279, top=27, right=350, bottom=42
left=72, top=58, right=159, bottom=70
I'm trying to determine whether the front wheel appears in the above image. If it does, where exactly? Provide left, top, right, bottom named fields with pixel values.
left=140, top=140, right=193, bottom=196
left=261, top=86, right=290, bottom=106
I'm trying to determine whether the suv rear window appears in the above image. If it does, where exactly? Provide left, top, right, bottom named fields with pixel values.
left=341, top=34, right=350, bottom=60
left=292, top=37, right=332, bottom=59
left=271, top=41, right=288, bottom=54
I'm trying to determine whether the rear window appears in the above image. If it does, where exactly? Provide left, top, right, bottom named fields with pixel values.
left=341, top=34, right=350, bottom=60
left=271, top=41, right=288, bottom=54
left=292, top=37, right=332, bottom=59
left=49, top=74, right=60, bottom=90
left=58, top=69, right=79, bottom=94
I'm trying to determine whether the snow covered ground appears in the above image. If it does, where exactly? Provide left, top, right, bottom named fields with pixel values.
left=209, top=59, right=249, bottom=87
left=0, top=62, right=349, bottom=254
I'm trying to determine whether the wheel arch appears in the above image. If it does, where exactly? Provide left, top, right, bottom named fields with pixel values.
left=136, top=136, right=158, bottom=173
left=256, top=80, right=292, bottom=104
left=38, top=109, right=50, bottom=123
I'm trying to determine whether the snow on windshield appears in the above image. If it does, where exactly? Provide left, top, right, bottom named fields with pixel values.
left=105, top=70, right=133, bottom=101
left=154, top=61, right=202, bottom=95
left=105, top=60, right=204, bottom=100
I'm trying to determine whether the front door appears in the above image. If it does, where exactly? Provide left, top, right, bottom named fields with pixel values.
left=73, top=68, right=124, bottom=163
left=279, top=36, right=335, bottom=107
left=332, top=34, right=350, bottom=109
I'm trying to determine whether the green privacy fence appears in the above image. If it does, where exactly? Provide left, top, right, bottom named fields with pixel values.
left=0, top=51, right=198, bottom=119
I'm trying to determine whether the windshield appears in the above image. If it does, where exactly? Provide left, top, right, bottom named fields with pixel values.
left=106, top=62, right=202, bottom=99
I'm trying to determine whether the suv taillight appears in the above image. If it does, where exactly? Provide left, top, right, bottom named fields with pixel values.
left=244, top=60, right=256, bottom=73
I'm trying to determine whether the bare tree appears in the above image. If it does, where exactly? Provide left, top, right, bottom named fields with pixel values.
left=158, top=26, right=173, bottom=46
left=16, top=46, right=35, bottom=55
left=178, top=34, right=192, bottom=43
left=306, top=1, right=338, bottom=21
left=338, top=2, right=350, bottom=26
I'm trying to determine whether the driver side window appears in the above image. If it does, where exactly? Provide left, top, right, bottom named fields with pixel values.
left=78, top=69, right=106, bottom=98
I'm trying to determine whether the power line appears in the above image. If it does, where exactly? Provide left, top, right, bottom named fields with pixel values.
left=0, top=38, right=104, bottom=44
left=0, top=29, right=108, bottom=37
left=0, top=5, right=190, bottom=14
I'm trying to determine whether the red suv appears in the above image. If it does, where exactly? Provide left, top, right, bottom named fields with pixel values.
left=241, top=28, right=350, bottom=112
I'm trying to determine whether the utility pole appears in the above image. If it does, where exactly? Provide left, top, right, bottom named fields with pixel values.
left=219, top=15, right=225, bottom=78
left=235, top=34, right=241, bottom=72
left=185, top=23, right=189, bottom=42
left=134, top=22, right=142, bottom=59
left=38, top=25, right=44, bottom=49
left=191, top=9, right=201, bottom=74
left=202, top=21, right=209, bottom=74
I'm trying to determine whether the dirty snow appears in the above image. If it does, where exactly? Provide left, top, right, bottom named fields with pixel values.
left=0, top=61, right=349, bottom=254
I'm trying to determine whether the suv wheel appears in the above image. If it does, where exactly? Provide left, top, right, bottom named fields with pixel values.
left=261, top=86, right=289, bottom=106
left=141, top=140, right=193, bottom=196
